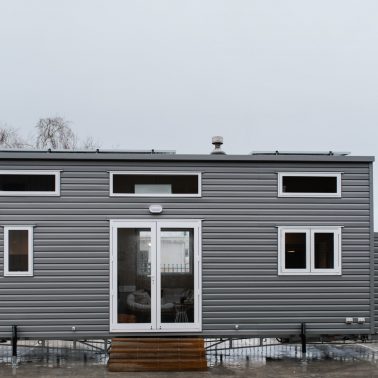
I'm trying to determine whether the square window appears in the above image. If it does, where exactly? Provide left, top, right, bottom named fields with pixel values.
left=278, top=227, right=341, bottom=275
left=4, top=226, right=34, bottom=276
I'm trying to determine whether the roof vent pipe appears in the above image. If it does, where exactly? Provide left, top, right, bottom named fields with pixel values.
left=211, top=136, right=226, bottom=155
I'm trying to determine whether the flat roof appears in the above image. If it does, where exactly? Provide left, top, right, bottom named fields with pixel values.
left=251, top=151, right=351, bottom=156
left=0, top=149, right=374, bottom=163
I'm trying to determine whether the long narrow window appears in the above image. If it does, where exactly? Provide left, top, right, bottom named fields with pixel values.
left=110, top=172, right=201, bottom=197
left=278, top=173, right=341, bottom=197
left=0, top=170, right=60, bottom=196
left=4, top=226, right=34, bottom=276
left=278, top=226, right=341, bottom=275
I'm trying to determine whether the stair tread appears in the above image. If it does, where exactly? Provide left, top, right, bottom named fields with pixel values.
left=110, top=346, right=204, bottom=351
left=112, top=338, right=203, bottom=343
left=110, top=349, right=203, bottom=356
left=109, top=352, right=206, bottom=360
left=108, top=337, right=207, bottom=372
left=109, top=360, right=207, bottom=372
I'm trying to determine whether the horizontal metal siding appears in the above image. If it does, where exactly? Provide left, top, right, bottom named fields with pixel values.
left=0, top=160, right=372, bottom=338
left=201, top=163, right=371, bottom=336
left=375, top=233, right=378, bottom=333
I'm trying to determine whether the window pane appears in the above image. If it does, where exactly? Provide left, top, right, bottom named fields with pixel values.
left=135, top=184, right=171, bottom=194
left=314, top=233, right=334, bottom=269
left=160, top=229, right=194, bottom=324
left=285, top=233, right=306, bottom=269
left=0, top=174, right=55, bottom=192
left=113, top=174, right=198, bottom=195
left=8, top=230, right=29, bottom=272
left=117, top=228, right=152, bottom=324
left=282, top=176, right=337, bottom=193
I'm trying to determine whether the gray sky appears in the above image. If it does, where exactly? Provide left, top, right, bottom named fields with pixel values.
left=1, top=1, right=378, bottom=223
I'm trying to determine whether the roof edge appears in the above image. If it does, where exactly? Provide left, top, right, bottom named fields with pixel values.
left=0, top=151, right=374, bottom=163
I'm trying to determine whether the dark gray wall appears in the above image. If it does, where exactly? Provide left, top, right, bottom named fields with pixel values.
left=0, top=158, right=373, bottom=338
left=375, top=233, right=378, bottom=334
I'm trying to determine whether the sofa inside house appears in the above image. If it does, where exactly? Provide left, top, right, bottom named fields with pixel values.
left=125, top=288, right=194, bottom=323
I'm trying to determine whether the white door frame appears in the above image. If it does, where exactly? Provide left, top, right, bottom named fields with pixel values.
left=110, top=220, right=157, bottom=332
left=109, top=219, right=202, bottom=333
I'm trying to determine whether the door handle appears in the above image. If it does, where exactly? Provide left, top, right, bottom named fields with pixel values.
left=147, top=275, right=155, bottom=283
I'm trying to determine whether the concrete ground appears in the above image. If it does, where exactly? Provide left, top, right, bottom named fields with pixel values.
left=1, top=342, right=378, bottom=377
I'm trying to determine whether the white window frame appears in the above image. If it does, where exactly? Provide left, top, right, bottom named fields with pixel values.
left=4, top=226, right=34, bottom=277
left=278, top=172, right=342, bottom=198
left=0, top=170, right=61, bottom=196
left=109, top=219, right=202, bottom=333
left=109, top=171, right=201, bottom=197
left=278, top=226, right=342, bottom=276
left=156, top=221, right=202, bottom=332
left=278, top=228, right=311, bottom=275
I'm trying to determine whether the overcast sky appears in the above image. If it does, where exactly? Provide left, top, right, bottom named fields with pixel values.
left=1, top=1, right=378, bottom=223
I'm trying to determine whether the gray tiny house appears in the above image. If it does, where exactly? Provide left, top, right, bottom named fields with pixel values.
left=0, top=148, right=375, bottom=341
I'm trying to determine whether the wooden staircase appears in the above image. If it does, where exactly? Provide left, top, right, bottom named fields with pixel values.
left=108, top=337, right=207, bottom=372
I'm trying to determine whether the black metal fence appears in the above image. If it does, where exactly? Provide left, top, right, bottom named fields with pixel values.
left=1, top=336, right=378, bottom=368
left=161, top=263, right=190, bottom=273
left=0, top=339, right=109, bottom=366
left=205, top=337, right=378, bottom=367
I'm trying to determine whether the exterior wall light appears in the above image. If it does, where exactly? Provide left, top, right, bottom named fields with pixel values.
left=149, top=205, right=163, bottom=214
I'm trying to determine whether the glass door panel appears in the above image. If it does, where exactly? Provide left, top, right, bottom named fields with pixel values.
left=113, top=222, right=156, bottom=331
left=111, top=220, right=200, bottom=332
left=159, top=228, right=195, bottom=324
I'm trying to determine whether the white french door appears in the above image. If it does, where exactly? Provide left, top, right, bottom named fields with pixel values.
left=110, top=220, right=201, bottom=333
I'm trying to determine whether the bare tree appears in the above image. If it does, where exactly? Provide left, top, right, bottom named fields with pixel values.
left=1, top=118, right=99, bottom=150
left=35, top=117, right=77, bottom=150
left=0, top=126, right=30, bottom=148
left=81, top=136, right=100, bottom=150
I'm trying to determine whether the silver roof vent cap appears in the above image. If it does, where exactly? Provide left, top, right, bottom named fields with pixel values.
left=211, top=136, right=226, bottom=155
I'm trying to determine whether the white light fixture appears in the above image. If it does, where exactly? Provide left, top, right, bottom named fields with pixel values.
left=149, top=204, right=163, bottom=214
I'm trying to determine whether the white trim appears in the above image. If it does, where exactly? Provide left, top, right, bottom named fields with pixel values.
left=278, top=172, right=342, bottom=198
left=4, top=226, right=34, bottom=277
left=0, top=170, right=61, bottom=196
left=157, top=220, right=202, bottom=332
left=310, top=228, right=342, bottom=275
left=278, top=228, right=310, bottom=275
left=278, top=226, right=342, bottom=276
left=109, top=171, right=201, bottom=197
left=110, top=220, right=156, bottom=332
left=109, top=219, right=202, bottom=333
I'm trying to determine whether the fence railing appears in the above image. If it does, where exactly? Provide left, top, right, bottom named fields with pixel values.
left=0, top=339, right=109, bottom=366
left=161, top=263, right=190, bottom=273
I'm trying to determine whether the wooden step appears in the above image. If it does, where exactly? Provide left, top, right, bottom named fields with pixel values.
left=110, top=350, right=206, bottom=359
left=108, top=337, right=207, bottom=372
left=108, top=359, right=207, bottom=372
left=111, top=337, right=204, bottom=345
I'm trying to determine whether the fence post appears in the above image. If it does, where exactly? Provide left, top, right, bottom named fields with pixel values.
left=301, top=322, right=306, bottom=354
left=11, top=325, right=17, bottom=366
